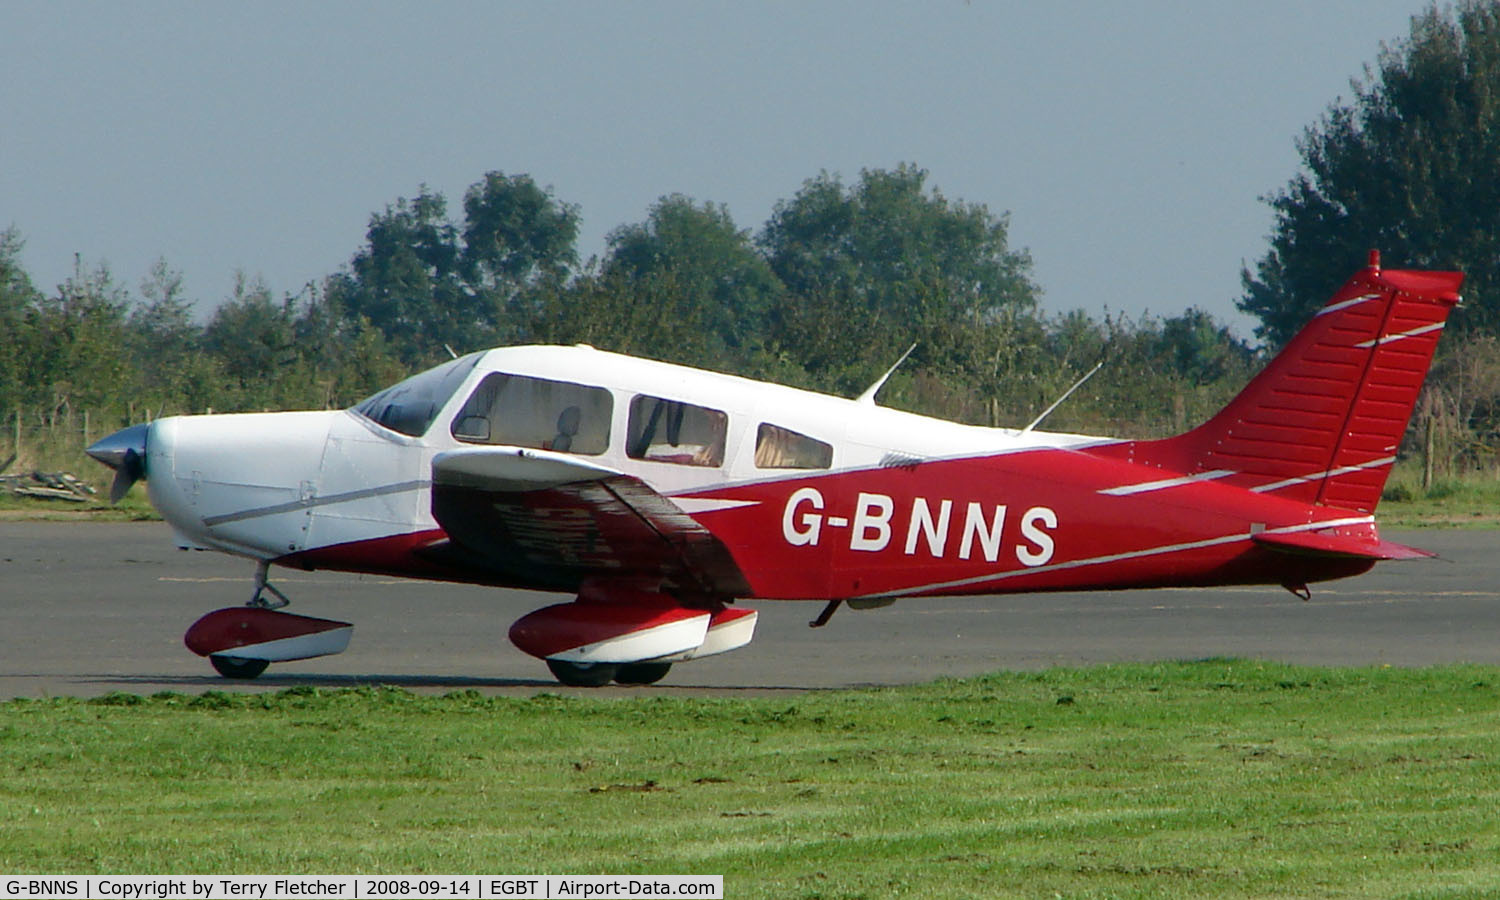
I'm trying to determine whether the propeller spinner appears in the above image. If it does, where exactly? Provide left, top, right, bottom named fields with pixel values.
left=85, top=423, right=149, bottom=503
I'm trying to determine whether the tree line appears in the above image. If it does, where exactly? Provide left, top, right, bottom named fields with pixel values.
left=6, top=2, right=1500, bottom=482
left=0, top=163, right=1257, bottom=458
left=1241, top=0, right=1500, bottom=477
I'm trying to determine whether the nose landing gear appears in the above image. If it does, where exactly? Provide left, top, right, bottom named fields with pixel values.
left=184, top=561, right=353, bottom=679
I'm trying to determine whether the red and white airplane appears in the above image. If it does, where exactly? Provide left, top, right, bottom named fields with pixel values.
left=87, top=253, right=1460, bottom=685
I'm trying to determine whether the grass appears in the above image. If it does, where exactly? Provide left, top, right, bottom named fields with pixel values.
left=2, top=662, right=1498, bottom=897
left=0, top=431, right=159, bottom=521
left=0, top=486, right=157, bottom=521
left=1378, top=463, right=1500, bottom=528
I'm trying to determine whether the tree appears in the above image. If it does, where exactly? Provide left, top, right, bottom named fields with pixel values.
left=461, top=171, right=580, bottom=328
left=129, top=258, right=218, bottom=414
left=292, top=282, right=407, bottom=410
left=1241, top=1, right=1500, bottom=346
left=326, top=187, right=468, bottom=366
left=0, top=227, right=43, bottom=411
left=602, top=194, right=781, bottom=359
left=528, top=266, right=719, bottom=364
left=24, top=257, right=134, bottom=419
left=1079, top=309, right=1256, bottom=436
left=759, top=164, right=1039, bottom=393
left=328, top=174, right=581, bottom=364
left=203, top=272, right=310, bottom=409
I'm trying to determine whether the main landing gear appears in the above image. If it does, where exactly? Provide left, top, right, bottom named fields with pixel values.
left=209, top=654, right=270, bottom=680
left=182, top=568, right=756, bottom=687
left=512, top=592, right=759, bottom=687
left=545, top=660, right=675, bottom=687
left=182, top=561, right=353, bottom=680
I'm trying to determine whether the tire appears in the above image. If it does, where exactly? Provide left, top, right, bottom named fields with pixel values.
left=614, top=662, right=672, bottom=685
left=210, top=655, right=269, bottom=679
left=545, top=659, right=619, bottom=687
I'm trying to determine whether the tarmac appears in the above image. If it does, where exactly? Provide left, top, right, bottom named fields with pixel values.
left=1, top=521, right=1497, bottom=698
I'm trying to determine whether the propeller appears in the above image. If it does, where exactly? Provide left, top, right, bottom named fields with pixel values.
left=84, top=423, right=149, bottom=503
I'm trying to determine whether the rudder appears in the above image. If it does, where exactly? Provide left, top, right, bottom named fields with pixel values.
left=1128, top=252, right=1462, bottom=513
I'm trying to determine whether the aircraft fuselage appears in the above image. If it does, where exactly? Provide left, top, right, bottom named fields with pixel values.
left=86, top=256, right=1462, bottom=683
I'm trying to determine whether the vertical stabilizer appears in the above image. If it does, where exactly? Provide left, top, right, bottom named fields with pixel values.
left=1126, top=254, right=1462, bottom=512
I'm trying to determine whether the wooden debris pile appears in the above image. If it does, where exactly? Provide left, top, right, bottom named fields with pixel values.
left=0, top=456, right=99, bottom=502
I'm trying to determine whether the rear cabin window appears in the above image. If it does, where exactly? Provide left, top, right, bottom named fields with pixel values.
left=754, top=423, right=833, bottom=469
left=450, top=372, right=612, bottom=455
left=627, top=395, right=727, bottom=467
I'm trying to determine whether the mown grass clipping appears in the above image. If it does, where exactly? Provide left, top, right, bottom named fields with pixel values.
left=2, top=661, right=1498, bottom=899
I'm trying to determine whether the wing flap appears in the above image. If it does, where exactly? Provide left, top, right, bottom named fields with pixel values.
left=430, top=447, right=750, bottom=595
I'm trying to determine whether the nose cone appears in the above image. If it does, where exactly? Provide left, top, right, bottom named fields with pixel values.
left=86, top=423, right=149, bottom=503
left=86, top=423, right=149, bottom=471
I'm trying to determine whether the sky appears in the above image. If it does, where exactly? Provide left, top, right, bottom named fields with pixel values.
left=2, top=1, right=1435, bottom=340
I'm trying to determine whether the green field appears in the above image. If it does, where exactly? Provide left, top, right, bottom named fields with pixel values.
left=2, top=662, right=1498, bottom=898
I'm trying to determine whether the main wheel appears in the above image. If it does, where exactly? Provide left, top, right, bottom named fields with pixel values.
left=545, top=659, right=619, bottom=687
left=614, top=662, right=672, bottom=685
left=210, top=655, right=269, bottom=679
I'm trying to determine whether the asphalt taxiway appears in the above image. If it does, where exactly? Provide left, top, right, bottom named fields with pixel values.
left=1, top=521, right=1496, bottom=697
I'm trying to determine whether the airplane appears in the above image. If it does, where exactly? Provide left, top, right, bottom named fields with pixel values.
left=86, top=251, right=1461, bottom=686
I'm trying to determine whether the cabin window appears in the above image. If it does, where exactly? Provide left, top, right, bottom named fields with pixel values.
left=754, top=423, right=833, bottom=469
left=354, top=353, right=482, bottom=437
left=451, top=372, right=612, bottom=455
left=626, top=395, right=727, bottom=467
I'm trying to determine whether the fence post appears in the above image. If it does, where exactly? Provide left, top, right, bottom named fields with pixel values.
left=1423, top=412, right=1435, bottom=492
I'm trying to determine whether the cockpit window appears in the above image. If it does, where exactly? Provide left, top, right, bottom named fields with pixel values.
left=451, top=372, right=612, bottom=455
left=354, top=353, right=482, bottom=437
left=627, top=395, right=727, bottom=467
left=755, top=423, right=833, bottom=469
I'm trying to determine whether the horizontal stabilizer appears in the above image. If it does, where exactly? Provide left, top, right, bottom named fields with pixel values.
left=1252, top=531, right=1434, bottom=560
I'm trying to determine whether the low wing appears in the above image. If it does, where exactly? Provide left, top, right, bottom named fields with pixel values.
left=428, top=447, right=751, bottom=596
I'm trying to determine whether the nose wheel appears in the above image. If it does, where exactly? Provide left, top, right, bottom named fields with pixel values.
left=185, top=562, right=353, bottom=679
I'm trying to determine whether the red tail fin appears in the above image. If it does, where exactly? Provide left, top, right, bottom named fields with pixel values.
left=1129, top=254, right=1462, bottom=513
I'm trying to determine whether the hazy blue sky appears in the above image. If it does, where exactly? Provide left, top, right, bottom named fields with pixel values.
left=3, top=1, right=1433, bottom=339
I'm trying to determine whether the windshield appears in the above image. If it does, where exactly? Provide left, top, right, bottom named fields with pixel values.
left=353, top=353, right=483, bottom=437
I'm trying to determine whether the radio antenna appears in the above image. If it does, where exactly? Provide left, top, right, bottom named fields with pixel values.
left=856, top=343, right=918, bottom=406
left=1021, top=361, right=1103, bottom=434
